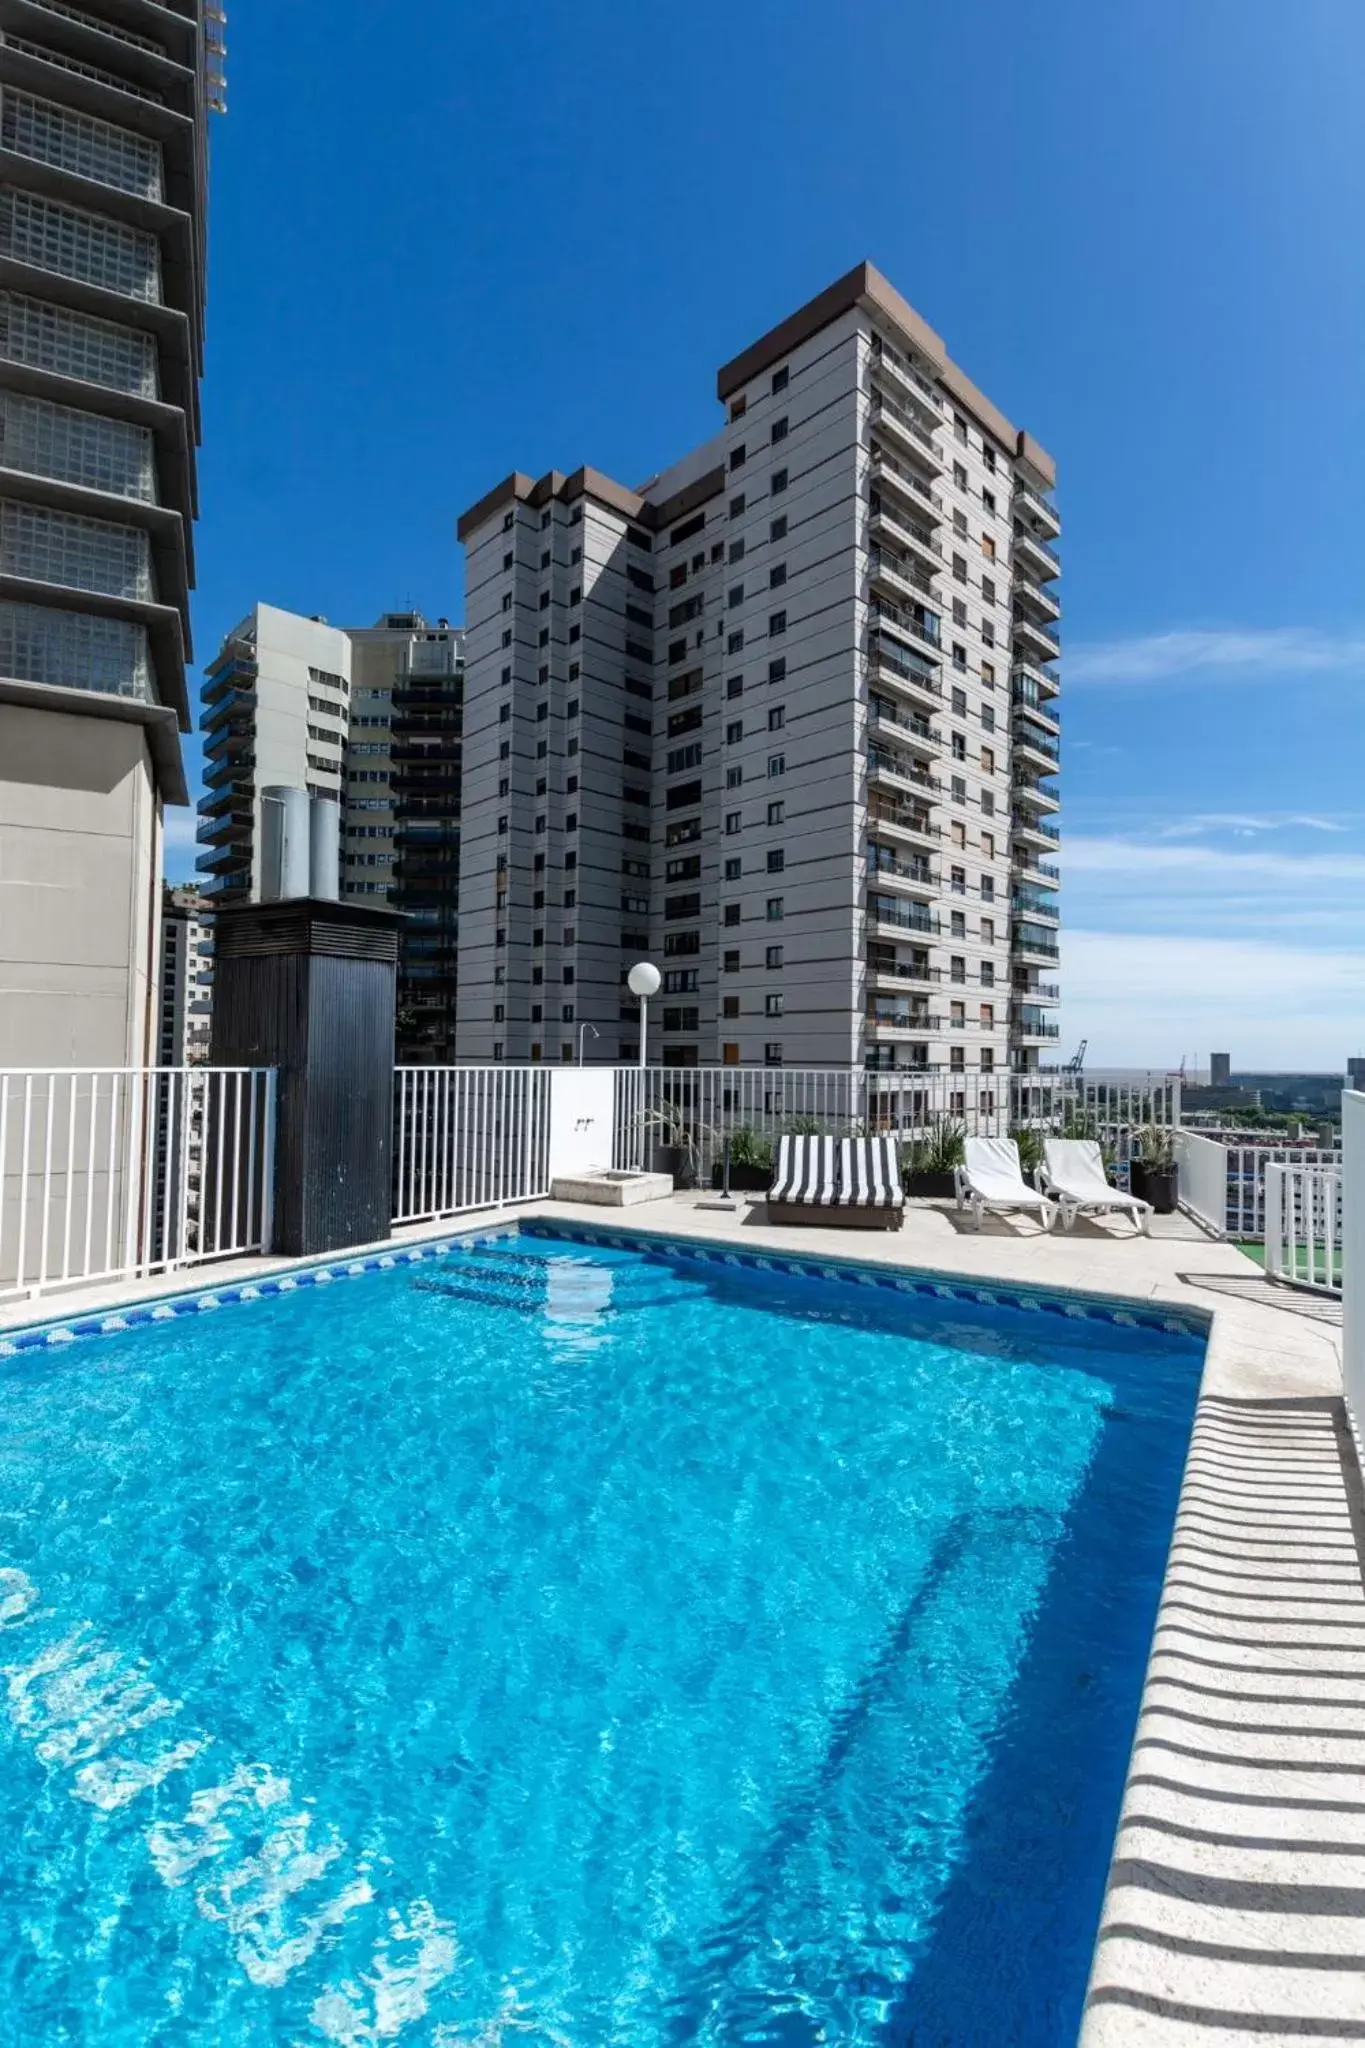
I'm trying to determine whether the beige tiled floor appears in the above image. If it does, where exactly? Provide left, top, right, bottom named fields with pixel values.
left=0, top=1192, right=1356, bottom=2042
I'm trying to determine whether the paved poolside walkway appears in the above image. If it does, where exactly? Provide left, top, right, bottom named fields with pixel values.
left=1, top=1193, right=1357, bottom=2043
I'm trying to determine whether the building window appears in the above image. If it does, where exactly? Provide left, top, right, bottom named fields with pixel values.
left=764, top=1042, right=783, bottom=1067
left=730, top=493, right=745, bottom=517
left=728, top=630, right=744, bottom=654
left=725, top=810, right=742, bottom=835
left=767, top=848, right=784, bottom=873
left=768, top=657, right=786, bottom=684
left=768, top=705, right=785, bottom=731
left=768, top=611, right=786, bottom=636
left=771, top=366, right=788, bottom=394
left=766, top=944, right=783, bottom=969
left=771, top=468, right=788, bottom=494
left=769, top=563, right=786, bottom=589
left=724, top=950, right=740, bottom=972
left=765, top=992, right=783, bottom=1017
left=766, top=896, right=784, bottom=920
left=724, top=856, right=741, bottom=880
left=722, top=994, right=740, bottom=1019
left=771, top=416, right=788, bottom=444
left=767, top=754, right=784, bottom=778
left=730, top=444, right=746, bottom=471
left=724, top=903, right=740, bottom=927
left=770, top=515, right=787, bottom=542
left=952, top=554, right=967, bottom=583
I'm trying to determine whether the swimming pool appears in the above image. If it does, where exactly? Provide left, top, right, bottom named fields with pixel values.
left=0, top=1225, right=1205, bottom=2046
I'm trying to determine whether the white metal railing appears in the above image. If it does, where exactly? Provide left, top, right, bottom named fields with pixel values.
left=613, top=1066, right=1180, bottom=1180
left=1173, top=1130, right=1230, bottom=1237
left=392, top=1067, right=551, bottom=1224
left=0, top=1067, right=276, bottom=1304
left=1226, top=1142, right=1338, bottom=1239
left=1264, top=1162, right=1342, bottom=1294
left=1342, top=1094, right=1365, bottom=1447
left=1174, top=1130, right=1339, bottom=1240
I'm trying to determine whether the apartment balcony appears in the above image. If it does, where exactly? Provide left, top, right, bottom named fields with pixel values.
left=1012, top=775, right=1061, bottom=816
left=1013, top=658, right=1060, bottom=702
left=868, top=635, right=942, bottom=712
left=868, top=503, right=943, bottom=579
left=1013, top=977, right=1061, bottom=1006
left=1013, top=575, right=1062, bottom=626
left=868, top=963, right=941, bottom=1000
left=1011, top=1008, right=1062, bottom=1044
left=870, top=597, right=943, bottom=667
left=1011, top=680, right=1061, bottom=736
left=867, top=1008, right=941, bottom=1039
left=1012, top=813, right=1061, bottom=854
left=1012, top=525, right=1060, bottom=585
left=868, top=393, right=943, bottom=478
left=201, top=662, right=258, bottom=711
left=867, top=891, right=941, bottom=936
left=870, top=344, right=942, bottom=430
left=1013, top=613, right=1061, bottom=666
left=868, top=546, right=938, bottom=610
left=867, top=750, right=940, bottom=803
left=870, top=448, right=944, bottom=525
left=1012, top=886, right=1061, bottom=925
left=1012, top=851, right=1060, bottom=890
left=1012, top=722, right=1060, bottom=774
left=1014, top=479, right=1061, bottom=542
left=869, top=699, right=941, bottom=755
left=202, top=754, right=254, bottom=792
left=1012, top=926, right=1061, bottom=967
left=868, top=800, right=940, bottom=852
left=867, top=855, right=939, bottom=902
left=197, top=782, right=251, bottom=819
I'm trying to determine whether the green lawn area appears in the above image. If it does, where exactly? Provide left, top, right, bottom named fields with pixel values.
left=1235, top=1239, right=1341, bottom=1285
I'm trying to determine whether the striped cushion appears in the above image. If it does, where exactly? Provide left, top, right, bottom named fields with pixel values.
left=836, top=1136, right=905, bottom=1207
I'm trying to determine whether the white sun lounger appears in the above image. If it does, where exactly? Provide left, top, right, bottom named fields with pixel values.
left=1039, top=1139, right=1151, bottom=1235
left=954, top=1137, right=1056, bottom=1232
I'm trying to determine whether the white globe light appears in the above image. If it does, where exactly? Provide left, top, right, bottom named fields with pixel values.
left=627, top=961, right=661, bottom=998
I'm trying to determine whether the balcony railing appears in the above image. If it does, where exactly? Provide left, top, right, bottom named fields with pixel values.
left=869, top=544, right=938, bottom=602
left=868, top=1007, right=941, bottom=1033
left=870, top=698, right=940, bottom=745
left=867, top=749, right=939, bottom=794
left=1013, top=611, right=1061, bottom=654
left=1012, top=931, right=1061, bottom=961
left=868, top=894, right=940, bottom=934
left=1012, top=1014, right=1061, bottom=1039
left=1013, top=526, right=1061, bottom=575
left=1013, top=723, right=1060, bottom=764
left=868, top=960, right=941, bottom=985
left=1014, top=479, right=1061, bottom=535
left=870, top=448, right=943, bottom=517
left=870, top=595, right=941, bottom=648
left=869, top=391, right=940, bottom=459
left=869, top=634, right=941, bottom=689
left=1011, top=682, right=1061, bottom=728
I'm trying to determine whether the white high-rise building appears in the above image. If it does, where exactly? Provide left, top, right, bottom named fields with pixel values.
left=196, top=602, right=352, bottom=904
left=455, top=262, right=1060, bottom=1104
left=156, top=882, right=212, bottom=1065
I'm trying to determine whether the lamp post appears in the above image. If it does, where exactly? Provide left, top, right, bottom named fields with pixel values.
left=577, top=1022, right=599, bottom=1067
left=626, top=961, right=661, bottom=1171
left=626, top=961, right=660, bottom=1070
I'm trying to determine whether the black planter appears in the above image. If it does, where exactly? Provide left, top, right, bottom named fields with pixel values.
left=904, top=1169, right=957, bottom=1200
left=650, top=1143, right=696, bottom=1189
left=710, top=1160, right=771, bottom=1192
left=1130, top=1161, right=1178, bottom=1215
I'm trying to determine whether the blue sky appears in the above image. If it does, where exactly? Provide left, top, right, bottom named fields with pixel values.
left=172, top=0, right=1365, bottom=1071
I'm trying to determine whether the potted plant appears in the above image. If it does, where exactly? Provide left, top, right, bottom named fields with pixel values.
left=901, top=1117, right=965, bottom=1199
left=710, top=1125, right=773, bottom=1191
left=1010, top=1124, right=1046, bottom=1185
left=643, top=1103, right=701, bottom=1189
left=1129, top=1125, right=1178, bottom=1214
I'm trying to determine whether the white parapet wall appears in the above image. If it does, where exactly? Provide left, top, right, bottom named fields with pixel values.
left=1342, top=1090, right=1365, bottom=1449
left=547, top=1068, right=616, bottom=1181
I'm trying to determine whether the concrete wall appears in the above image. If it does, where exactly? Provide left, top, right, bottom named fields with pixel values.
left=0, top=700, right=160, bottom=1067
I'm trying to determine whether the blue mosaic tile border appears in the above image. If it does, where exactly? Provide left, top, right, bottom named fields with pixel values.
left=518, top=1217, right=1210, bottom=1342
left=0, top=1215, right=1209, bottom=1356
left=0, top=1228, right=519, bottom=1358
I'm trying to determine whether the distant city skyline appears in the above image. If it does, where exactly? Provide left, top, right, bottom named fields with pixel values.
left=165, top=0, right=1365, bottom=1068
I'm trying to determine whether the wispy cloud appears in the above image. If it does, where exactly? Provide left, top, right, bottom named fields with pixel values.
left=1067, top=626, right=1365, bottom=687
left=1063, top=931, right=1365, bottom=1069
left=1153, top=812, right=1351, bottom=840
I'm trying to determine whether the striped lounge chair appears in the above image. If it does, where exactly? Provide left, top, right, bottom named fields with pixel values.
left=766, top=1134, right=905, bottom=1229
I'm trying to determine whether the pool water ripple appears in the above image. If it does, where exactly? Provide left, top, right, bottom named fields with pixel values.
left=0, top=1231, right=1202, bottom=2045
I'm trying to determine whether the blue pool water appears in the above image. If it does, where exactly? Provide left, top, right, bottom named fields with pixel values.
left=0, top=1229, right=1203, bottom=2047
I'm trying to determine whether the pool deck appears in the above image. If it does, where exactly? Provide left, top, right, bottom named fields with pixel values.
left=2, top=1194, right=1359, bottom=2044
